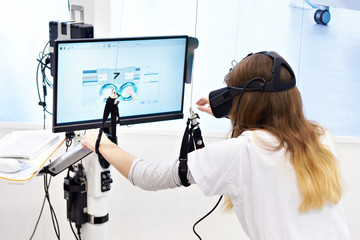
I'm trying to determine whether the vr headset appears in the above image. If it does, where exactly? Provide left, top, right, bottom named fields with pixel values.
left=209, top=51, right=296, bottom=118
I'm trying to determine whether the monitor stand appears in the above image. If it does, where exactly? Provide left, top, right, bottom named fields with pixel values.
left=81, top=152, right=111, bottom=240
left=46, top=136, right=112, bottom=240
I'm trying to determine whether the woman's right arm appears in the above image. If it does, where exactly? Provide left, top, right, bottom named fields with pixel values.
left=81, top=130, right=195, bottom=191
left=196, top=97, right=214, bottom=116
left=81, top=130, right=136, bottom=179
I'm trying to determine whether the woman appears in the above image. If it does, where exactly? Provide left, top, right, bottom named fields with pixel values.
left=81, top=52, right=351, bottom=239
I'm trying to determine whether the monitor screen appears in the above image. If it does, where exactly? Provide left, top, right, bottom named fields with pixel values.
left=53, top=36, right=196, bottom=133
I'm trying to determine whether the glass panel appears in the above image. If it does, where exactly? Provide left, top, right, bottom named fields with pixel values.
left=298, top=3, right=360, bottom=136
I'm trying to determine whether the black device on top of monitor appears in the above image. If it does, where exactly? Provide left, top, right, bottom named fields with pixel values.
left=52, top=35, right=198, bottom=133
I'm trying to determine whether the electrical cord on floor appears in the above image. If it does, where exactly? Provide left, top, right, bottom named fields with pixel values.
left=193, top=195, right=223, bottom=240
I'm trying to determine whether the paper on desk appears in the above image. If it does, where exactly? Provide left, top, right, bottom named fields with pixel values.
left=0, top=130, right=60, bottom=159
left=0, top=134, right=65, bottom=182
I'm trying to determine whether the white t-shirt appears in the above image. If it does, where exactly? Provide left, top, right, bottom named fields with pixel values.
left=187, top=130, right=351, bottom=240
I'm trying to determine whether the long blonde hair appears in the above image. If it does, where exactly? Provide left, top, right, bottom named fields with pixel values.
left=224, top=52, right=342, bottom=212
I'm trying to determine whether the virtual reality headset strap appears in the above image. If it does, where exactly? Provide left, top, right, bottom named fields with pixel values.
left=209, top=51, right=296, bottom=118
left=248, top=51, right=296, bottom=92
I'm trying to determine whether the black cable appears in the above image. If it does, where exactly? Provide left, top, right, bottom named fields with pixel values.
left=231, top=78, right=266, bottom=137
left=36, top=41, right=53, bottom=121
left=66, top=160, right=84, bottom=240
left=193, top=195, right=223, bottom=240
left=66, top=138, right=73, bottom=151
left=69, top=220, right=80, bottom=240
left=29, top=132, right=75, bottom=239
left=77, top=226, right=82, bottom=240
left=29, top=189, right=48, bottom=239
left=44, top=174, right=61, bottom=239
left=66, top=138, right=81, bottom=240
left=29, top=137, right=77, bottom=239
left=29, top=173, right=61, bottom=240
left=36, top=59, right=52, bottom=115
left=41, top=41, right=50, bottom=55
left=36, top=55, right=49, bottom=130
left=66, top=167, right=80, bottom=240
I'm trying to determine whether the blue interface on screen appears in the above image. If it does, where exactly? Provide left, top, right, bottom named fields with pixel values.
left=55, top=37, right=187, bottom=130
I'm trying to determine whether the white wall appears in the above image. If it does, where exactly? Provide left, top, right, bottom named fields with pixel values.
left=0, top=0, right=69, bottom=123
left=0, top=125, right=359, bottom=239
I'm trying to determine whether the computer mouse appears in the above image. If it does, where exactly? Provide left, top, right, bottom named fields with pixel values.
left=0, top=158, right=21, bottom=173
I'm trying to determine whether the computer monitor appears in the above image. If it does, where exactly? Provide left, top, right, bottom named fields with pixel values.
left=52, top=36, right=198, bottom=133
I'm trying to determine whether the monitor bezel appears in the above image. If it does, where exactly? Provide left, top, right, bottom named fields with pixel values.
left=52, top=35, right=190, bottom=133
